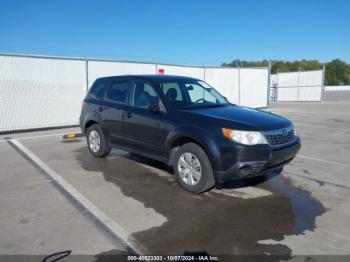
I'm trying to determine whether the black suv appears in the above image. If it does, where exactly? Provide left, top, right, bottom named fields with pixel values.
left=80, top=75, right=301, bottom=193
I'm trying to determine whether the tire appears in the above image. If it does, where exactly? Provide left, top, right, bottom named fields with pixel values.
left=86, top=124, right=111, bottom=158
left=174, top=143, right=215, bottom=193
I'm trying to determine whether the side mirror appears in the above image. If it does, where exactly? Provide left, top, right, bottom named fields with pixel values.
left=149, top=97, right=165, bottom=114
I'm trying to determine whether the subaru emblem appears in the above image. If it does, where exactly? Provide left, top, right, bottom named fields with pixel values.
left=282, top=129, right=287, bottom=135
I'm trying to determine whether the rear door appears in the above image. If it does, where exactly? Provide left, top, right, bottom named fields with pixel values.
left=99, top=77, right=130, bottom=146
left=124, top=79, right=164, bottom=156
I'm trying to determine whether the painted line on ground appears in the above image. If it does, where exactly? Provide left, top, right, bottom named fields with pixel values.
left=297, top=154, right=347, bottom=167
left=9, top=139, right=148, bottom=255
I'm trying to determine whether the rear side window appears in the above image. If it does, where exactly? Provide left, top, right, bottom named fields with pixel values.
left=89, top=79, right=108, bottom=99
left=106, top=80, right=129, bottom=104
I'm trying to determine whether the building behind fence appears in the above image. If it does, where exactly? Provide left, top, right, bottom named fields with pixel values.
left=0, top=53, right=269, bottom=132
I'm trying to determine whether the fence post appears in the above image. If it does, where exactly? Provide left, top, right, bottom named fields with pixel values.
left=155, top=63, right=158, bottom=74
left=276, top=69, right=280, bottom=102
left=203, top=66, right=206, bottom=81
left=297, top=67, right=301, bottom=101
left=321, top=64, right=326, bottom=101
left=267, top=60, right=272, bottom=107
left=85, top=58, right=89, bottom=92
left=235, top=63, right=241, bottom=105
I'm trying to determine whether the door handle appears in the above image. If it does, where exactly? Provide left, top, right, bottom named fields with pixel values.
left=126, top=112, right=132, bottom=118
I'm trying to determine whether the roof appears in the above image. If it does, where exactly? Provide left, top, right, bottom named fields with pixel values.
left=96, top=74, right=200, bottom=82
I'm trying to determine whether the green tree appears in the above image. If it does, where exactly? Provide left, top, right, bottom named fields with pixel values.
left=325, top=59, right=350, bottom=85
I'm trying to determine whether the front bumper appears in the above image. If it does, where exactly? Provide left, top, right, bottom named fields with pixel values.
left=213, top=138, right=301, bottom=182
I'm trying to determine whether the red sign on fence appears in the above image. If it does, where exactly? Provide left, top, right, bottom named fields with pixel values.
left=158, top=68, right=164, bottom=75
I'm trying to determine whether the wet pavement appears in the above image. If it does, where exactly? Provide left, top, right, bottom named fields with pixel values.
left=72, top=145, right=324, bottom=257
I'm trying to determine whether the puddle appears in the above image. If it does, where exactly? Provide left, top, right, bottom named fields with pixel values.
left=74, top=147, right=325, bottom=258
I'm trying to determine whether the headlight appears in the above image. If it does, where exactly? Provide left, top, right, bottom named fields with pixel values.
left=222, top=128, right=267, bottom=145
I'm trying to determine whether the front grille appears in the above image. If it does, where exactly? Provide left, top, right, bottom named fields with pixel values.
left=265, top=129, right=296, bottom=145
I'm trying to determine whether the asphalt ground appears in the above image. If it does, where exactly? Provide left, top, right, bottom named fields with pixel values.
left=0, top=91, right=349, bottom=261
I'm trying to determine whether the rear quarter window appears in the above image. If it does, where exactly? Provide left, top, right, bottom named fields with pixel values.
left=106, top=80, right=129, bottom=104
left=89, top=79, right=108, bottom=99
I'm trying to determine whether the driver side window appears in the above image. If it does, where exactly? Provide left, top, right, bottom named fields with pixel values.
left=132, top=81, right=158, bottom=109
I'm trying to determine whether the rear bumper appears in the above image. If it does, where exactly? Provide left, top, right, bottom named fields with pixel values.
left=213, top=138, right=301, bottom=182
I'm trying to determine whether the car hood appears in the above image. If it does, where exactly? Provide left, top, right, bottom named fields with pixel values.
left=183, top=105, right=292, bottom=131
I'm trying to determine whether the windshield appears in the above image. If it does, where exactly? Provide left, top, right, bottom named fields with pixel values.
left=159, top=80, right=229, bottom=109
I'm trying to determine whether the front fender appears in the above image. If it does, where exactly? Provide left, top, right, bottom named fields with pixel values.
left=165, top=125, right=222, bottom=170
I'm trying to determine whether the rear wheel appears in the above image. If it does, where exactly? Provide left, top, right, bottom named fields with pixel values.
left=174, top=143, right=215, bottom=193
left=86, top=124, right=110, bottom=158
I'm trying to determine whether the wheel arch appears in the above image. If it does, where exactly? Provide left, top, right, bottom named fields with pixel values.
left=167, top=131, right=217, bottom=168
left=84, top=120, right=98, bottom=133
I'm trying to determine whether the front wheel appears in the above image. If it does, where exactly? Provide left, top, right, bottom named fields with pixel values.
left=174, top=143, right=215, bottom=193
left=86, top=124, right=111, bottom=158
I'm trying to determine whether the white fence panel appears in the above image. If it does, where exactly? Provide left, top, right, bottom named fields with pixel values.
left=271, top=70, right=323, bottom=101
left=298, top=71, right=322, bottom=101
left=0, top=55, right=86, bottom=132
left=277, top=87, right=298, bottom=101
left=298, top=86, right=321, bottom=101
left=278, top=72, right=299, bottom=87
left=325, top=86, right=350, bottom=91
left=271, top=72, right=297, bottom=101
left=239, top=68, right=268, bottom=108
left=204, top=68, right=239, bottom=104
left=88, top=60, right=156, bottom=87
left=157, top=64, right=205, bottom=80
left=299, top=71, right=322, bottom=86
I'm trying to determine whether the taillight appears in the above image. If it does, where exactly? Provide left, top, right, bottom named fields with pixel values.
left=81, top=101, right=87, bottom=109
